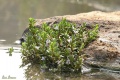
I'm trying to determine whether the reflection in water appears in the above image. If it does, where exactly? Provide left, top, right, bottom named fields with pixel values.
left=24, top=64, right=65, bottom=80
left=0, top=46, right=25, bottom=80
left=24, top=64, right=119, bottom=80
left=76, top=0, right=120, bottom=11
left=0, top=46, right=120, bottom=80
left=24, top=64, right=84, bottom=80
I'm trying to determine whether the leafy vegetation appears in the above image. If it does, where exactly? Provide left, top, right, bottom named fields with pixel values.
left=20, top=18, right=98, bottom=72
left=8, top=47, right=14, bottom=56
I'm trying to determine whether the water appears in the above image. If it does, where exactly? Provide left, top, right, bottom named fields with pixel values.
left=0, top=0, right=120, bottom=80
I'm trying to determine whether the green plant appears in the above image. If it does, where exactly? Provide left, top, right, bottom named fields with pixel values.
left=8, top=47, right=14, bottom=56
left=20, top=18, right=98, bottom=72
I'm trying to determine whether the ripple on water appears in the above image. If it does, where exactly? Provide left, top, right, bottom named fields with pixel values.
left=0, top=39, right=6, bottom=42
left=0, top=39, right=6, bottom=44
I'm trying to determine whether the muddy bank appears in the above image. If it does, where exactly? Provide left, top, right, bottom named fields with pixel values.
left=35, top=11, right=120, bottom=71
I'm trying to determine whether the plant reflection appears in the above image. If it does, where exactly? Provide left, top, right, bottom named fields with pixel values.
left=24, top=64, right=63, bottom=80
left=24, top=64, right=82, bottom=80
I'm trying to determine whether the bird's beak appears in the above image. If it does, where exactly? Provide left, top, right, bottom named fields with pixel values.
left=14, top=39, right=21, bottom=45
left=14, top=38, right=25, bottom=45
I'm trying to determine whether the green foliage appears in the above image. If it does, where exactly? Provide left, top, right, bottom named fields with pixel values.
left=21, top=18, right=98, bottom=72
left=8, top=47, right=14, bottom=56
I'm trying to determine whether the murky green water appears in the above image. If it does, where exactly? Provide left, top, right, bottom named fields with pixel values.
left=0, top=0, right=120, bottom=80
left=0, top=0, right=120, bottom=45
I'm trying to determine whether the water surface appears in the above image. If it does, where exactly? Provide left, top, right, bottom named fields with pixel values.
left=0, top=47, right=120, bottom=80
left=0, top=0, right=120, bottom=44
